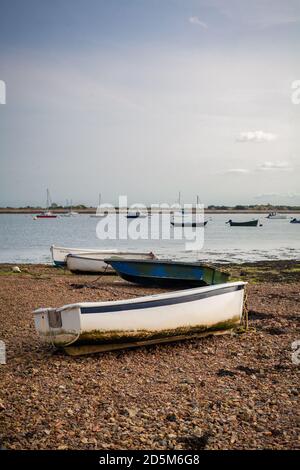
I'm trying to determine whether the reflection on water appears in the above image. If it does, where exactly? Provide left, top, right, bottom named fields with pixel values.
left=0, top=213, right=299, bottom=264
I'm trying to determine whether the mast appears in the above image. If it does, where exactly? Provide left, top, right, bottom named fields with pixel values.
left=46, top=189, right=50, bottom=210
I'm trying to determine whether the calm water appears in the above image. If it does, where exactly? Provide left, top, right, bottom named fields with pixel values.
left=0, top=213, right=299, bottom=264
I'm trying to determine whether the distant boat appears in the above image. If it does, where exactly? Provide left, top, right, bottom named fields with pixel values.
left=51, top=245, right=119, bottom=267
left=61, top=200, right=78, bottom=217
left=66, top=252, right=156, bottom=274
left=105, top=259, right=230, bottom=287
left=34, top=189, right=57, bottom=219
left=90, top=193, right=107, bottom=218
left=266, top=212, right=287, bottom=219
left=61, top=211, right=79, bottom=217
left=126, top=211, right=147, bottom=219
left=171, top=220, right=208, bottom=227
left=290, top=218, right=300, bottom=224
left=33, top=281, right=246, bottom=354
left=226, top=219, right=259, bottom=227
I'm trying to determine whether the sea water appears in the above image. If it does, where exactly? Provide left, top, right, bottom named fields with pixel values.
left=0, top=213, right=299, bottom=264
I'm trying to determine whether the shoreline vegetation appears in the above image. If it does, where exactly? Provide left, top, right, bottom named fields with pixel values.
left=1, top=204, right=300, bottom=214
left=0, top=260, right=299, bottom=450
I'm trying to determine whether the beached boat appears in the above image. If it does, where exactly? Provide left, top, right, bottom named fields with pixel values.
left=266, top=212, right=287, bottom=219
left=33, top=281, right=246, bottom=355
left=66, top=252, right=156, bottom=274
left=226, top=219, right=259, bottom=227
left=290, top=218, right=300, bottom=224
left=105, top=259, right=230, bottom=287
left=171, top=220, right=208, bottom=227
left=51, top=245, right=118, bottom=267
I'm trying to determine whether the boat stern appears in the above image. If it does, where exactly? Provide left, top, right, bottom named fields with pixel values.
left=33, top=305, right=81, bottom=347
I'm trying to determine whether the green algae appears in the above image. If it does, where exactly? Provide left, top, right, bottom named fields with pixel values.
left=75, top=317, right=240, bottom=346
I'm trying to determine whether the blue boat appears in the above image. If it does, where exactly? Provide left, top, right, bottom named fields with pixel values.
left=104, top=259, right=230, bottom=288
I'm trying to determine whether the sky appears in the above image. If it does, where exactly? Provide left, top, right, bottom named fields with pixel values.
left=0, top=0, right=299, bottom=207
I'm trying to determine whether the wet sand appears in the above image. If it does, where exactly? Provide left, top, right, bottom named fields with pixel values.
left=0, top=262, right=299, bottom=450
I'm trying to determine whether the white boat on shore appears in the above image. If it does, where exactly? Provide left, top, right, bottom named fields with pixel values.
left=66, top=251, right=156, bottom=273
left=51, top=245, right=118, bottom=267
left=33, top=281, right=246, bottom=355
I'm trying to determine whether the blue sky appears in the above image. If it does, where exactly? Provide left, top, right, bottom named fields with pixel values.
left=0, top=0, right=299, bottom=206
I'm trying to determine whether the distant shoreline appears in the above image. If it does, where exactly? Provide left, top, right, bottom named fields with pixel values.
left=0, top=208, right=300, bottom=214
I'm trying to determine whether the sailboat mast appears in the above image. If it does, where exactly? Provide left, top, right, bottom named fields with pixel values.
left=46, top=189, right=50, bottom=210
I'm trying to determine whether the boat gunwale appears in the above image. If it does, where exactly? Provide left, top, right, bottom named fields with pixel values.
left=104, top=258, right=224, bottom=268
left=67, top=252, right=156, bottom=261
left=33, top=281, right=246, bottom=314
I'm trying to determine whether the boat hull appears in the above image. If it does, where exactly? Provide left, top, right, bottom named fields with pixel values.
left=267, top=214, right=287, bottom=219
left=228, top=220, right=258, bottom=227
left=50, top=245, right=118, bottom=267
left=105, top=259, right=229, bottom=287
left=171, top=221, right=207, bottom=227
left=33, top=282, right=246, bottom=351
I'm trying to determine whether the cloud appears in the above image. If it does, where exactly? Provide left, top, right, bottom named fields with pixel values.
left=188, top=17, right=208, bottom=29
left=236, top=131, right=277, bottom=143
left=256, top=161, right=293, bottom=171
left=223, top=168, right=250, bottom=174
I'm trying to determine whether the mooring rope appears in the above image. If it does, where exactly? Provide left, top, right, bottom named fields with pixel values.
left=242, top=286, right=249, bottom=331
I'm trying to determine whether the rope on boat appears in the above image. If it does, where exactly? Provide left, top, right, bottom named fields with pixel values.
left=242, top=287, right=249, bottom=331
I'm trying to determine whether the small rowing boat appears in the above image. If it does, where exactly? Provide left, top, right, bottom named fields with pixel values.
left=33, top=281, right=246, bottom=355
left=171, top=220, right=208, bottom=227
left=226, top=219, right=259, bottom=227
left=66, top=252, right=156, bottom=274
left=51, top=245, right=118, bottom=267
left=105, top=259, right=230, bottom=287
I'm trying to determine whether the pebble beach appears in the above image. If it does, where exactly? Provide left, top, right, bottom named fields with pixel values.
left=0, top=261, right=299, bottom=450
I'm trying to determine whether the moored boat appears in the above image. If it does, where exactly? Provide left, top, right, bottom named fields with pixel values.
left=34, top=189, right=58, bottom=219
left=33, top=281, right=246, bottom=354
left=126, top=211, right=147, bottom=219
left=266, top=212, right=287, bottom=219
left=290, top=218, right=300, bottom=224
left=226, top=219, right=259, bottom=227
left=35, top=211, right=57, bottom=219
left=171, top=220, right=208, bottom=227
left=66, top=252, right=156, bottom=274
left=105, top=259, right=230, bottom=287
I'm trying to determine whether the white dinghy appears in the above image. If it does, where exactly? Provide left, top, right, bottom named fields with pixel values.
left=33, top=281, right=246, bottom=355
left=51, top=245, right=119, bottom=267
left=66, top=252, right=156, bottom=274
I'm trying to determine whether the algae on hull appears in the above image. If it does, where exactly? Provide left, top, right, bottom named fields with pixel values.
left=74, top=316, right=241, bottom=346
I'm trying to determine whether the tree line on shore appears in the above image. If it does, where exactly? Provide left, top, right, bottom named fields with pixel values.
left=1, top=204, right=300, bottom=211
